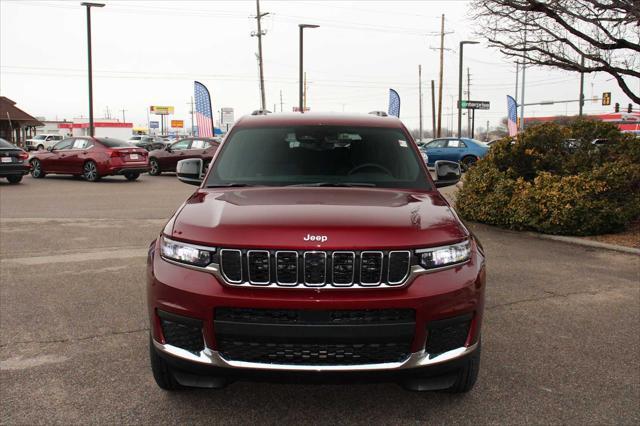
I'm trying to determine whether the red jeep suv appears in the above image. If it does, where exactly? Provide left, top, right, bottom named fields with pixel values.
left=147, top=113, right=485, bottom=392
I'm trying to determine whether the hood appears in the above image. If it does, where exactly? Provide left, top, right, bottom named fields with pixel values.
left=169, top=187, right=468, bottom=250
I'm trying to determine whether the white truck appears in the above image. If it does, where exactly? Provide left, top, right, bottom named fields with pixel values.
left=25, top=134, right=64, bottom=151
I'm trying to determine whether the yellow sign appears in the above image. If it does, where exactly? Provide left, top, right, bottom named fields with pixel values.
left=150, top=106, right=174, bottom=115
left=171, top=120, right=184, bottom=128
left=602, top=92, right=611, bottom=106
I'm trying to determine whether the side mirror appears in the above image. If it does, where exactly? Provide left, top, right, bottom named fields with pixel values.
left=176, top=158, right=204, bottom=186
left=434, top=160, right=461, bottom=188
left=47, top=146, right=53, bottom=152
left=165, top=145, right=172, bottom=152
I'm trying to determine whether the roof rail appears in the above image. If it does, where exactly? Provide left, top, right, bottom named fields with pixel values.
left=251, top=109, right=272, bottom=115
left=368, top=111, right=388, bottom=117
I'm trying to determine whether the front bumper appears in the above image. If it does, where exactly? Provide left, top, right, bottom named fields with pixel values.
left=147, top=238, right=485, bottom=376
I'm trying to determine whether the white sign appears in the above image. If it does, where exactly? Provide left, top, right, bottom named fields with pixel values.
left=221, top=108, right=234, bottom=126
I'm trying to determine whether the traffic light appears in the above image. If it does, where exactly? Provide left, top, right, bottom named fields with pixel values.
left=602, top=92, right=611, bottom=106
left=615, top=103, right=620, bottom=112
left=628, top=103, right=633, bottom=113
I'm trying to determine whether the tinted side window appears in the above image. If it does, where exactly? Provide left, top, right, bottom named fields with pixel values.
left=191, top=140, right=208, bottom=149
left=97, top=138, right=130, bottom=147
left=428, top=139, right=447, bottom=148
left=171, top=139, right=191, bottom=150
left=53, top=139, right=74, bottom=150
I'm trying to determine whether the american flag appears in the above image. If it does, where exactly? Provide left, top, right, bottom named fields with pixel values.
left=507, top=95, right=518, bottom=136
left=194, top=81, right=214, bottom=137
left=388, top=89, right=400, bottom=117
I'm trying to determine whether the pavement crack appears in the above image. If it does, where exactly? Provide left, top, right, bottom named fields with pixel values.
left=487, top=289, right=602, bottom=310
left=0, top=327, right=149, bottom=348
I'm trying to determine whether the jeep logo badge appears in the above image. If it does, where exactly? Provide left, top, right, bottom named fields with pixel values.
left=303, top=234, right=328, bottom=243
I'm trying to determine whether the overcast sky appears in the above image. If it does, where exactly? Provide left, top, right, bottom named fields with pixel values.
left=1, top=0, right=636, bottom=132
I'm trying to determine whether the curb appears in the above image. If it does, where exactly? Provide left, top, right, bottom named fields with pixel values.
left=524, top=232, right=640, bottom=256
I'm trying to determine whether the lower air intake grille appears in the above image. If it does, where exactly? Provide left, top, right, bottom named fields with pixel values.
left=425, top=314, right=472, bottom=355
left=215, top=308, right=416, bottom=366
left=160, top=315, right=204, bottom=355
left=217, top=340, right=411, bottom=365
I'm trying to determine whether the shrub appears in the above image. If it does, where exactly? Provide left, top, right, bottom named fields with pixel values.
left=455, top=120, right=640, bottom=235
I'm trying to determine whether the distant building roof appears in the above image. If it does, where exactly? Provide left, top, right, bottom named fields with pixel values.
left=0, top=97, right=43, bottom=126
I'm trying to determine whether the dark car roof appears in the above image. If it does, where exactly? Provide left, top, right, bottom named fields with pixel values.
left=235, top=112, right=404, bottom=129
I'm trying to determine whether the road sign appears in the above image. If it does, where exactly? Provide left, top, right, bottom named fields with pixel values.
left=458, top=100, right=490, bottom=110
left=221, top=108, right=234, bottom=126
left=602, top=92, right=611, bottom=106
left=171, top=120, right=184, bottom=128
left=150, top=106, right=174, bottom=115
left=149, top=121, right=159, bottom=129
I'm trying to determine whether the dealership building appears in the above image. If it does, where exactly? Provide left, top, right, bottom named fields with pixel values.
left=36, top=117, right=133, bottom=140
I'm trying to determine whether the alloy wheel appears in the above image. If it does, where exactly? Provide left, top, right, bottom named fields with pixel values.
left=84, top=161, right=98, bottom=181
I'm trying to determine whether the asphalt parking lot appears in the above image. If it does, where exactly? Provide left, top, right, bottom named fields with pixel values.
left=1, top=174, right=638, bottom=425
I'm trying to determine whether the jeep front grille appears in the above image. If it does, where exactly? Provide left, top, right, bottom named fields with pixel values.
left=218, top=249, right=411, bottom=288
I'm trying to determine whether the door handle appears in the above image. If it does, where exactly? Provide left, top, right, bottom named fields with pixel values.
left=60, top=154, right=66, bottom=157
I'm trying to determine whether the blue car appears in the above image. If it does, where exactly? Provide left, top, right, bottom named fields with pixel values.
left=422, top=137, right=489, bottom=169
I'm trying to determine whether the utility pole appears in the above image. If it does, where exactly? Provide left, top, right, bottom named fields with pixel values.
left=430, top=80, right=436, bottom=138
left=187, top=97, right=194, bottom=136
left=436, top=14, right=445, bottom=137
left=579, top=55, right=585, bottom=116
left=466, top=67, right=471, bottom=137
left=304, top=72, right=308, bottom=110
left=485, top=120, right=490, bottom=141
left=418, top=65, right=423, bottom=141
left=120, top=109, right=126, bottom=123
left=514, top=60, right=519, bottom=106
left=519, top=21, right=528, bottom=132
left=252, top=0, right=268, bottom=110
left=279, top=90, right=283, bottom=112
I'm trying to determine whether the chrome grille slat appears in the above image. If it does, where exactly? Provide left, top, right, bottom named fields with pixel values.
left=303, top=251, right=327, bottom=287
left=218, top=249, right=413, bottom=288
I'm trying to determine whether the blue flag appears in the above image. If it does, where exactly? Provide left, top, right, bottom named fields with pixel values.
left=388, top=89, right=400, bottom=117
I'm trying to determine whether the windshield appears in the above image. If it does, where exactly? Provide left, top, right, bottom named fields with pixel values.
left=33, top=135, right=46, bottom=140
left=205, top=126, right=432, bottom=190
left=0, top=138, right=14, bottom=148
left=97, top=138, right=130, bottom=147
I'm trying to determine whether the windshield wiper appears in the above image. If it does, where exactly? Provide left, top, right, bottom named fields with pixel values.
left=288, top=182, right=376, bottom=187
left=205, top=183, right=255, bottom=188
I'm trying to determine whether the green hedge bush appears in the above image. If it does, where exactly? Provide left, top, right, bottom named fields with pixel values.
left=455, top=120, right=640, bottom=235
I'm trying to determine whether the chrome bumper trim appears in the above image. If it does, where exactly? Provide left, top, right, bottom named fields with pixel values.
left=153, top=339, right=478, bottom=372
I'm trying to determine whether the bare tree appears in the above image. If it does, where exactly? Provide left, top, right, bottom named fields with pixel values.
left=472, top=0, right=640, bottom=103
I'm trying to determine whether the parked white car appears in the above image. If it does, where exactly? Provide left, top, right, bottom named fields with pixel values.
left=25, top=134, right=64, bottom=151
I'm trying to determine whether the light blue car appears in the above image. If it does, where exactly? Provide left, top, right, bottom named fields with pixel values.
left=422, top=137, right=489, bottom=169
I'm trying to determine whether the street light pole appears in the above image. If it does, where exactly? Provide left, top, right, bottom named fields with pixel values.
left=298, top=24, right=319, bottom=112
left=457, top=40, right=478, bottom=138
left=81, top=2, right=104, bottom=137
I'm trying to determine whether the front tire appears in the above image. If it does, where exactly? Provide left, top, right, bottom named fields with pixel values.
left=124, top=172, right=140, bottom=181
left=149, top=158, right=161, bottom=176
left=37, top=144, right=44, bottom=151
left=30, top=159, right=45, bottom=178
left=83, top=160, right=100, bottom=182
left=446, top=341, right=481, bottom=393
left=6, top=175, right=23, bottom=184
left=149, top=337, right=182, bottom=391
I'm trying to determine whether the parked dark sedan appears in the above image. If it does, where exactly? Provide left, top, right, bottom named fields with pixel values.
left=148, top=137, right=219, bottom=175
left=0, top=138, right=30, bottom=184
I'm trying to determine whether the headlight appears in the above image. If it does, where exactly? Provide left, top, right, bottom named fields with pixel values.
left=416, top=240, right=471, bottom=269
left=160, top=236, right=214, bottom=267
